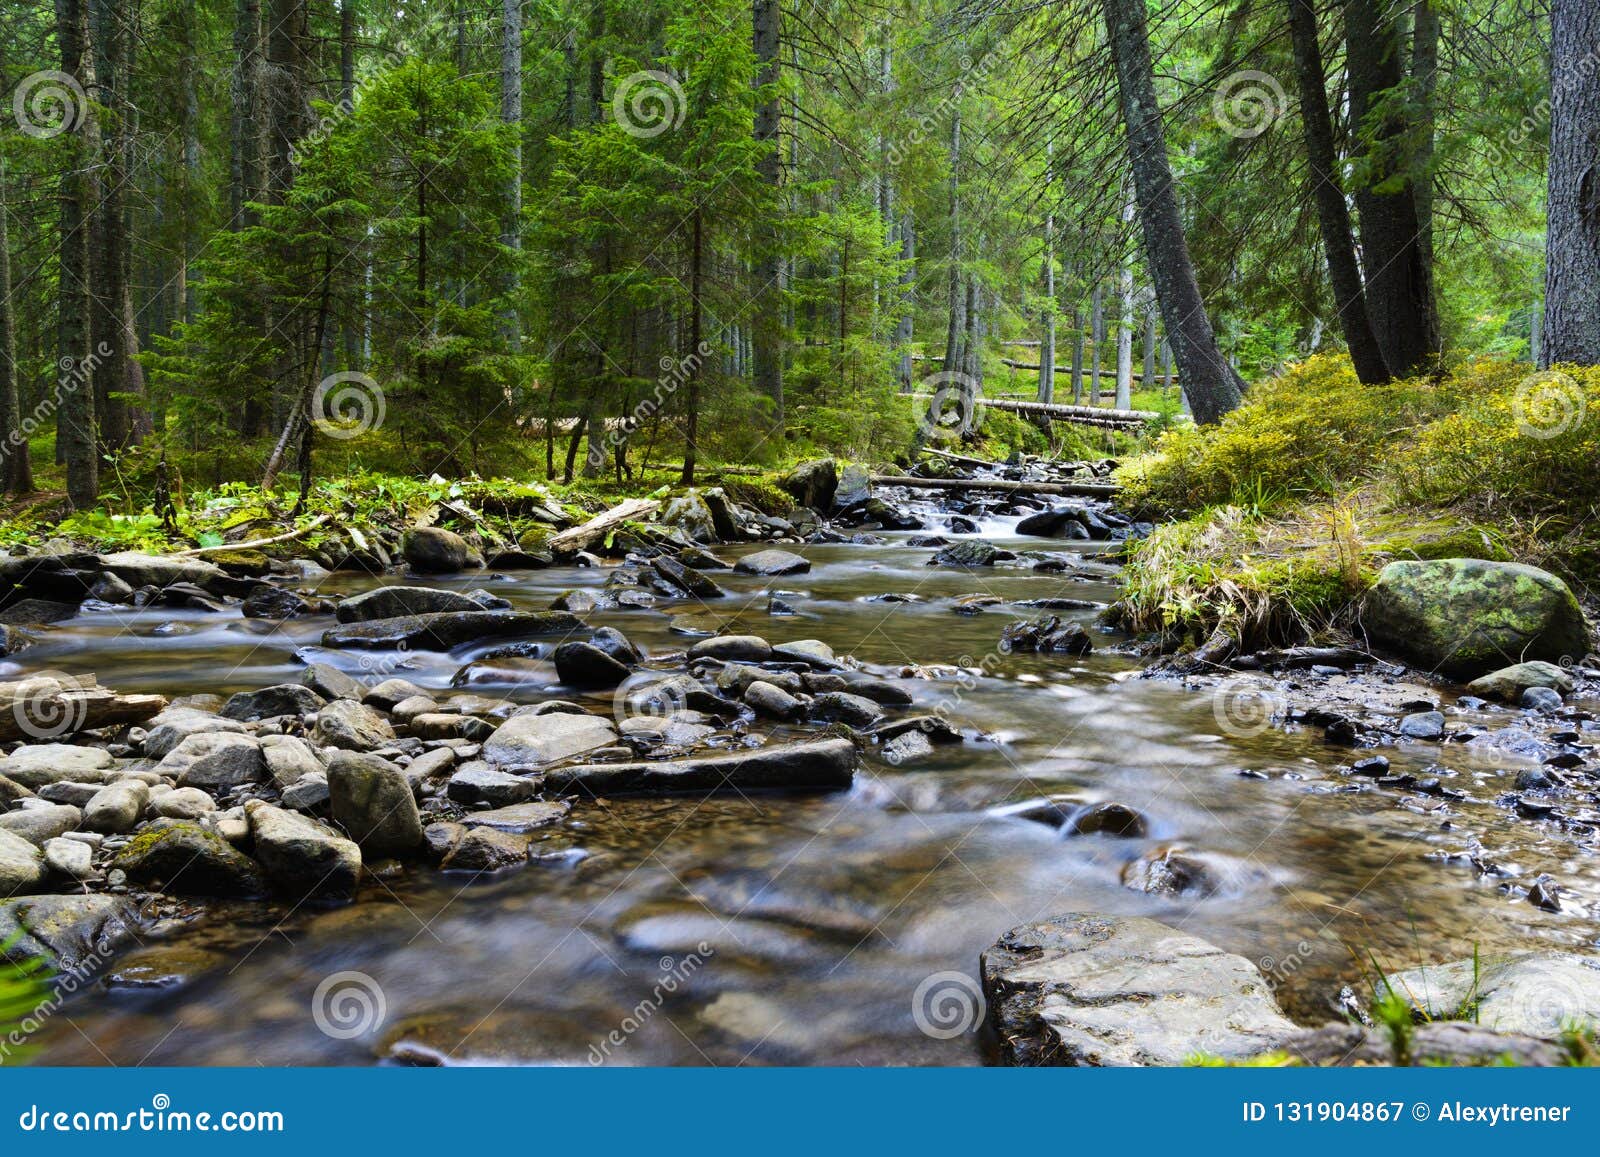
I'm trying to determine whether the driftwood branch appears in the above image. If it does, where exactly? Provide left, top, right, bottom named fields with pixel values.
left=548, top=497, right=661, bottom=555
left=176, top=513, right=334, bottom=556
left=0, top=675, right=167, bottom=742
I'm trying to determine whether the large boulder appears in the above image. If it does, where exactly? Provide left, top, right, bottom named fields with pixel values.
left=1384, top=953, right=1600, bottom=1039
left=96, top=551, right=224, bottom=591
left=1000, top=615, right=1093, bottom=655
left=401, top=527, right=481, bottom=574
left=326, top=751, right=425, bottom=857
left=312, top=699, right=396, bottom=751
left=545, top=737, right=857, bottom=795
left=733, top=549, right=811, bottom=576
left=335, top=585, right=485, bottom=623
left=0, top=744, right=114, bottom=788
left=980, top=913, right=1296, bottom=1066
left=245, top=800, right=361, bottom=899
left=142, top=707, right=247, bottom=758
left=552, top=641, right=632, bottom=689
left=112, top=820, right=269, bottom=897
left=779, top=459, right=838, bottom=512
left=321, top=610, right=580, bottom=651
left=0, top=828, right=46, bottom=896
left=158, top=732, right=269, bottom=788
left=1361, top=559, right=1590, bottom=680
left=659, top=491, right=719, bottom=543
left=833, top=463, right=871, bottom=512
left=0, top=894, right=141, bottom=971
left=220, top=683, right=327, bottom=722
left=481, top=712, right=618, bottom=770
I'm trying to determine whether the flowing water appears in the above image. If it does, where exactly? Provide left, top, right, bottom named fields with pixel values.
left=16, top=506, right=1600, bottom=1065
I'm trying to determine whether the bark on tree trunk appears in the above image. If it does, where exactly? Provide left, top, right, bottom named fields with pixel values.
left=1039, top=139, right=1056, bottom=404
left=0, top=160, right=30, bottom=494
left=1286, top=0, right=1391, bottom=383
left=1543, top=0, right=1600, bottom=365
left=56, top=0, right=97, bottom=509
left=680, top=209, right=704, bottom=486
left=500, top=0, right=522, bottom=350
left=752, top=0, right=783, bottom=430
left=1104, top=0, right=1243, bottom=423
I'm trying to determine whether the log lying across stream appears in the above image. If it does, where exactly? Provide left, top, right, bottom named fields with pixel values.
left=870, top=474, right=1120, bottom=498
left=0, top=674, right=167, bottom=743
left=907, top=393, right=1162, bottom=431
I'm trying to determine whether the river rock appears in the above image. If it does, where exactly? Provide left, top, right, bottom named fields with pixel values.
left=161, top=732, right=268, bottom=787
left=553, top=641, right=632, bottom=689
left=1361, top=558, right=1591, bottom=679
left=336, top=585, right=484, bottom=623
left=301, top=662, right=367, bottom=702
left=482, top=712, right=618, bottom=769
left=651, top=556, right=727, bottom=599
left=980, top=913, right=1297, bottom=1065
left=113, top=820, right=269, bottom=897
left=97, top=551, right=225, bottom=591
left=322, top=610, right=581, bottom=651
left=1398, top=710, right=1446, bottom=740
left=1067, top=801, right=1149, bottom=838
left=545, top=737, right=856, bottom=795
left=688, top=634, right=773, bottom=662
left=1000, top=615, right=1093, bottom=655
left=0, top=828, right=46, bottom=895
left=83, top=780, right=149, bottom=833
left=1466, top=660, right=1574, bottom=702
left=772, top=639, right=838, bottom=668
left=142, top=707, right=247, bottom=758
left=260, top=734, right=325, bottom=787
left=734, top=549, right=811, bottom=576
left=241, top=584, right=314, bottom=619
left=43, top=836, right=95, bottom=880
left=402, top=527, right=480, bottom=573
left=363, top=677, right=429, bottom=711
left=220, top=683, right=327, bottom=722
left=149, top=786, right=217, bottom=820
left=931, top=540, right=1013, bottom=567
left=0, top=803, right=83, bottom=846
left=1384, top=952, right=1600, bottom=1038
left=327, top=751, right=425, bottom=857
left=1120, top=845, right=1229, bottom=898
left=744, top=680, right=806, bottom=721
left=458, top=800, right=570, bottom=833
left=1523, top=686, right=1564, bottom=711
left=0, top=894, right=140, bottom=971
left=659, top=491, right=718, bottom=543
left=245, top=800, right=361, bottom=899
left=446, top=766, right=537, bottom=807
left=1015, top=507, right=1093, bottom=538
left=0, top=744, right=115, bottom=788
left=779, top=459, right=837, bottom=511
left=313, top=699, right=396, bottom=751
left=808, top=691, right=884, bottom=729
left=437, top=825, right=533, bottom=872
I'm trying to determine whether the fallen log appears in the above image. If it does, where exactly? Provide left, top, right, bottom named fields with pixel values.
left=908, top=393, right=1159, bottom=429
left=0, top=674, right=167, bottom=742
left=176, top=513, right=333, bottom=556
left=547, top=497, right=661, bottom=555
left=870, top=474, right=1119, bottom=498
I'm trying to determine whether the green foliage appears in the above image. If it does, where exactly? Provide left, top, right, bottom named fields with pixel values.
left=0, top=940, right=52, bottom=1067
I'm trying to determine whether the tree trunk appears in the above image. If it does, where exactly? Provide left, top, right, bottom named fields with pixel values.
left=1411, top=0, right=1438, bottom=282
left=1104, top=0, right=1243, bottom=423
left=1089, top=283, right=1103, bottom=406
left=89, top=0, right=139, bottom=452
left=680, top=209, right=704, bottom=486
left=229, top=0, right=260, bottom=229
left=1285, top=0, right=1390, bottom=383
left=1038, top=140, right=1056, bottom=404
left=895, top=207, right=915, bottom=389
left=942, top=100, right=965, bottom=384
left=500, top=0, right=522, bottom=349
left=0, top=160, right=30, bottom=494
left=1116, top=183, right=1135, bottom=410
left=1070, top=302, right=1085, bottom=404
left=1543, top=0, right=1600, bottom=365
left=752, top=0, right=783, bottom=430
left=56, top=0, right=97, bottom=508
left=1344, top=0, right=1438, bottom=375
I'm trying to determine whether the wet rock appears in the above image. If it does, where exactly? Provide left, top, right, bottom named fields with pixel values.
left=281, top=773, right=330, bottom=812
left=0, top=894, right=140, bottom=971
left=409, top=713, right=494, bottom=742
left=358, top=678, right=425, bottom=712
left=860, top=498, right=922, bottom=530
left=221, top=683, right=327, bottom=722
left=327, top=751, right=425, bottom=858
left=301, top=663, right=367, bottom=702
left=1000, top=615, right=1093, bottom=655
left=618, top=674, right=738, bottom=717
left=772, top=639, right=838, bottom=668
left=459, top=800, right=570, bottom=833
left=734, top=549, right=811, bottom=576
left=0, top=803, right=84, bottom=846
left=322, top=610, right=581, bottom=651
left=155, top=732, right=267, bottom=789
left=713, top=663, right=800, bottom=697
left=1526, top=877, right=1562, bottom=912
left=43, top=836, right=95, bottom=880
left=980, top=913, right=1296, bottom=1065
left=952, top=594, right=1003, bottom=615
left=1067, top=801, right=1148, bottom=838
left=439, top=826, right=533, bottom=873
left=103, top=945, right=228, bottom=990
left=1279, top=1021, right=1570, bottom=1066
left=83, top=780, right=148, bottom=834
left=391, top=694, right=441, bottom=723
left=336, top=585, right=484, bottom=623
left=1349, top=755, right=1391, bottom=777
left=651, top=556, right=727, bottom=599
left=744, top=680, right=806, bottom=721
left=779, top=459, right=838, bottom=511
left=1466, top=660, right=1574, bottom=702
left=245, top=800, right=361, bottom=899
left=833, top=464, right=871, bottom=511
left=0, top=828, right=46, bottom=894
left=550, top=589, right=601, bottom=614
left=809, top=691, right=884, bottom=729
left=1014, top=507, right=1096, bottom=538
left=148, top=786, right=217, bottom=820
left=659, top=491, right=719, bottom=543
left=402, top=527, right=481, bottom=574
left=1522, top=686, right=1564, bottom=712
left=838, top=673, right=915, bottom=706
left=881, top=729, right=934, bottom=765
left=553, top=641, right=632, bottom=689
left=1398, top=711, right=1445, bottom=740
left=1120, top=846, right=1225, bottom=898
left=687, top=634, right=773, bottom=663
left=931, top=540, right=1013, bottom=567
left=97, top=550, right=225, bottom=591
left=446, top=766, right=537, bottom=807
left=1361, top=558, right=1590, bottom=679
left=113, top=820, right=269, bottom=897
left=313, top=699, right=396, bottom=751
left=1385, top=953, right=1600, bottom=1037
left=0, top=744, right=115, bottom=788
left=143, top=707, right=247, bottom=758
left=482, top=712, right=618, bottom=770
left=546, top=737, right=856, bottom=795
left=261, top=734, right=325, bottom=787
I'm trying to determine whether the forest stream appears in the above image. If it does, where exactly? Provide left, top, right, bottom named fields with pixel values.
left=12, top=494, right=1600, bottom=1066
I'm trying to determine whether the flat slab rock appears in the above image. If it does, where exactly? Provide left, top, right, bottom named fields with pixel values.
left=545, top=737, right=857, bottom=796
left=1385, top=952, right=1600, bottom=1038
left=322, top=610, right=581, bottom=651
left=980, top=913, right=1296, bottom=1066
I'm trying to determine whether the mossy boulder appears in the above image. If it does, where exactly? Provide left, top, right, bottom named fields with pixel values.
left=658, top=490, right=717, bottom=543
left=778, top=459, right=838, bottom=511
left=205, top=548, right=273, bottom=576
left=1361, top=558, right=1590, bottom=680
left=112, top=820, right=269, bottom=897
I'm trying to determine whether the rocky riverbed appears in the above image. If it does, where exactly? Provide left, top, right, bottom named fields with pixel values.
left=3, top=458, right=1599, bottom=1065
